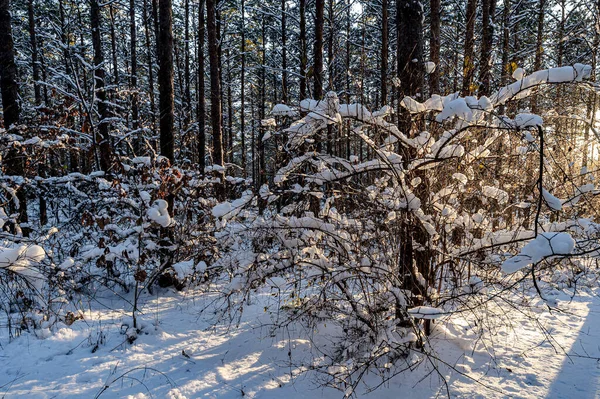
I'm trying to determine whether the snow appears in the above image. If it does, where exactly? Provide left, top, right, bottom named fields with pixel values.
left=435, top=98, right=473, bottom=122
left=0, top=207, right=7, bottom=229
left=513, top=113, right=543, bottom=128
left=424, top=61, right=436, bottom=74
left=482, top=186, right=509, bottom=204
left=299, top=98, right=319, bottom=112
left=271, top=104, right=297, bottom=117
left=501, top=232, right=575, bottom=273
left=512, top=67, right=525, bottom=80
left=147, top=199, right=172, bottom=227
left=407, top=306, right=444, bottom=319
left=261, top=118, right=276, bottom=127
left=452, top=173, right=468, bottom=184
left=403, top=64, right=593, bottom=120
left=172, top=260, right=195, bottom=280
left=542, top=188, right=563, bottom=211
left=132, top=156, right=152, bottom=166
left=2, top=284, right=600, bottom=398
left=0, top=244, right=46, bottom=297
left=212, top=202, right=232, bottom=218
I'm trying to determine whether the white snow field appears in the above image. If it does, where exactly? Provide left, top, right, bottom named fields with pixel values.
left=1, top=285, right=599, bottom=399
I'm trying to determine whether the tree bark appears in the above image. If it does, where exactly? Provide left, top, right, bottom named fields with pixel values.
left=1, top=0, right=27, bottom=235
left=91, top=0, right=113, bottom=172
left=109, top=4, right=119, bottom=85
left=130, top=0, right=140, bottom=153
left=299, top=0, right=307, bottom=99
left=313, top=0, right=325, bottom=100
left=184, top=0, right=191, bottom=128
left=397, top=0, right=423, bottom=131
left=197, top=0, right=206, bottom=170
left=461, top=0, right=477, bottom=96
left=143, top=0, right=157, bottom=136
left=281, top=0, right=288, bottom=103
left=429, top=0, right=440, bottom=95
left=381, top=0, right=389, bottom=104
left=207, top=0, right=225, bottom=197
left=28, top=0, right=41, bottom=105
left=478, top=0, right=496, bottom=96
left=0, top=0, right=19, bottom=128
left=240, top=0, right=246, bottom=174
left=158, top=0, right=175, bottom=163
left=531, top=0, right=546, bottom=114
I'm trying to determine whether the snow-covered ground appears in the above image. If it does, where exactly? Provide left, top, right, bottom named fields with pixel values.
left=1, top=285, right=599, bottom=399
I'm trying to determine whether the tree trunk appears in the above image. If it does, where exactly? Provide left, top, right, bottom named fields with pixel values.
left=207, top=0, right=225, bottom=197
left=143, top=0, right=157, bottom=137
left=240, top=0, right=246, bottom=174
left=0, top=0, right=19, bottom=128
left=184, top=0, right=191, bottom=128
left=478, top=0, right=496, bottom=96
left=429, top=0, right=440, bottom=95
left=28, top=0, right=41, bottom=105
left=59, top=0, right=71, bottom=75
left=281, top=0, right=287, bottom=103
left=381, top=0, right=389, bottom=104
left=1, top=0, right=28, bottom=236
left=299, top=0, right=307, bottom=99
left=197, top=0, right=206, bottom=170
left=158, top=0, right=175, bottom=163
left=314, top=0, right=325, bottom=100
left=397, top=0, right=423, bottom=131
left=91, top=0, right=113, bottom=172
left=109, top=4, right=119, bottom=85
left=226, top=47, right=233, bottom=163
left=396, top=0, right=429, bottom=330
left=530, top=0, right=546, bottom=113
left=130, top=0, right=140, bottom=153
left=461, top=0, right=477, bottom=96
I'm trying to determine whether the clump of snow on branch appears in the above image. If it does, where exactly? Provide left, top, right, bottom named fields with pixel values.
left=147, top=199, right=172, bottom=227
left=502, top=232, right=576, bottom=273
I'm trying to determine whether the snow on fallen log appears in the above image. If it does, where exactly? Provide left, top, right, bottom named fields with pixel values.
left=501, top=232, right=575, bottom=274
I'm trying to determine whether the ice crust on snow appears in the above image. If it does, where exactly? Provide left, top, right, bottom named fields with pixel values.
left=501, top=232, right=575, bottom=273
